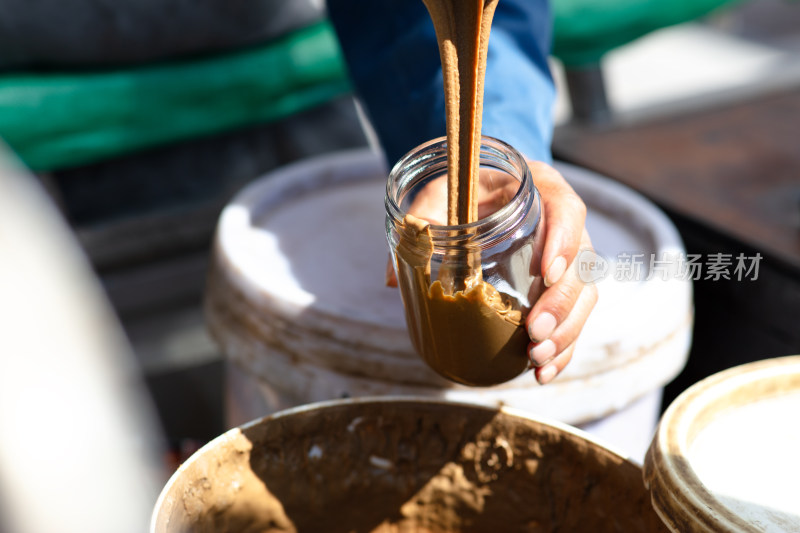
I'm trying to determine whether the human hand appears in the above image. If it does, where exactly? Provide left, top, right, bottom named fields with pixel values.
left=386, top=161, right=597, bottom=385
left=523, top=161, right=597, bottom=385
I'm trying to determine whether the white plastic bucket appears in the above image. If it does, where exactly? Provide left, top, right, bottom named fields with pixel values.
left=645, top=355, right=800, bottom=532
left=206, top=148, right=693, bottom=461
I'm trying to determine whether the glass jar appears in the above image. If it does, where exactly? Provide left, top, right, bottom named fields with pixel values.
left=385, top=135, right=546, bottom=386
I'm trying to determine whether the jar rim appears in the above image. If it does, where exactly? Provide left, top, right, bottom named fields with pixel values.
left=385, top=135, right=537, bottom=244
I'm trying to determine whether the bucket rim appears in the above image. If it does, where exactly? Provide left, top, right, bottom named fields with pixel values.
left=644, top=354, right=800, bottom=532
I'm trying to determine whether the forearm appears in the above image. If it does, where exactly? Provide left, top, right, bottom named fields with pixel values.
left=327, top=0, right=555, bottom=165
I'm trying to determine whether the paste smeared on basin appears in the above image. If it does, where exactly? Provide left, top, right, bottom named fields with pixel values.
left=393, top=0, right=530, bottom=386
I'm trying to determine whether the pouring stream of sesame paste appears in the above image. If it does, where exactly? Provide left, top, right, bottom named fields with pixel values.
left=392, top=0, right=534, bottom=386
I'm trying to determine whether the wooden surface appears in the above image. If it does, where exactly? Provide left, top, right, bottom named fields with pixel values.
left=554, top=89, right=800, bottom=407
left=554, top=87, right=800, bottom=271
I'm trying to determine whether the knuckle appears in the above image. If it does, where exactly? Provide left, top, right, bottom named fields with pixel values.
left=547, top=281, right=581, bottom=322
left=580, top=227, right=594, bottom=248
left=554, top=344, right=575, bottom=371
left=550, top=332, right=572, bottom=358
left=567, top=192, right=587, bottom=219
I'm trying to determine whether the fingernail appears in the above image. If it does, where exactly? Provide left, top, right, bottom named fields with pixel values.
left=544, top=256, right=567, bottom=287
left=528, top=312, right=557, bottom=342
left=537, top=365, right=557, bottom=385
left=529, top=339, right=556, bottom=367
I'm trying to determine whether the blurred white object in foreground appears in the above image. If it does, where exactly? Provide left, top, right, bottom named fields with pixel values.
left=0, top=144, right=164, bottom=533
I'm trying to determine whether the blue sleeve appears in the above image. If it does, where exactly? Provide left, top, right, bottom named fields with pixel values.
left=326, top=0, right=555, bottom=166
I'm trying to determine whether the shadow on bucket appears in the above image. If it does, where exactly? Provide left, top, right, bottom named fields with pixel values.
left=152, top=398, right=667, bottom=532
